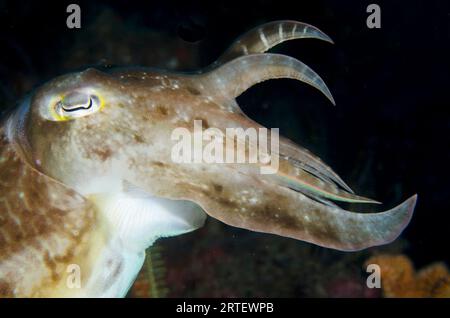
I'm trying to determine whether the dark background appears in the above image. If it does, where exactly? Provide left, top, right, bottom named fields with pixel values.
left=0, top=0, right=449, bottom=296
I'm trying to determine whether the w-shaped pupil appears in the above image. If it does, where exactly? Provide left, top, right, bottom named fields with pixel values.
left=61, top=93, right=92, bottom=112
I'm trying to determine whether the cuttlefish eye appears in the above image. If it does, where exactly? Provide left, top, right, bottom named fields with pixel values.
left=49, top=91, right=103, bottom=121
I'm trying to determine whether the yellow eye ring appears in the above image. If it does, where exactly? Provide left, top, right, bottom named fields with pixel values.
left=49, top=92, right=104, bottom=121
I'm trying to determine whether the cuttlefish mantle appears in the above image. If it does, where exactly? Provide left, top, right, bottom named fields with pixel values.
left=0, top=20, right=417, bottom=297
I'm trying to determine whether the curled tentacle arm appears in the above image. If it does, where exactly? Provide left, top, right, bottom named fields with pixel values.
left=196, top=53, right=335, bottom=105
left=214, top=20, right=333, bottom=66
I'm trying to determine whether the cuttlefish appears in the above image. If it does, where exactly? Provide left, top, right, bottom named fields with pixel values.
left=0, top=21, right=417, bottom=297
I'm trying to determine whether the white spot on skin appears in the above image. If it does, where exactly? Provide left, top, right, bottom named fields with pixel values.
left=292, top=24, right=297, bottom=36
left=278, top=23, right=283, bottom=39
left=259, top=29, right=269, bottom=49
left=161, top=77, right=170, bottom=86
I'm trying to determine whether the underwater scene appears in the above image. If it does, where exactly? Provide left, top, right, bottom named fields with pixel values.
left=0, top=0, right=449, bottom=299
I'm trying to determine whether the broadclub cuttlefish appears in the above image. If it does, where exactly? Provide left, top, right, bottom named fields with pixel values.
left=0, top=20, right=417, bottom=297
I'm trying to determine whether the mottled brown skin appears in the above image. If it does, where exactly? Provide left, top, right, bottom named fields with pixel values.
left=0, top=20, right=416, bottom=297
left=0, top=125, right=107, bottom=297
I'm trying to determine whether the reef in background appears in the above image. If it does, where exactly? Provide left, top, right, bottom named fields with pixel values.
left=365, top=254, right=450, bottom=298
left=129, top=245, right=168, bottom=298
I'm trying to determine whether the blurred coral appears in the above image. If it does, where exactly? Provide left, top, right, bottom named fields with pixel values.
left=129, top=245, right=168, bottom=298
left=325, top=276, right=380, bottom=298
left=365, top=254, right=450, bottom=298
left=130, top=269, right=152, bottom=298
left=130, top=219, right=402, bottom=297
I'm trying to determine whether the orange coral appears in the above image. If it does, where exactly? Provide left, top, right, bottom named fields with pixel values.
left=129, top=246, right=168, bottom=298
left=365, top=254, right=450, bottom=298
left=130, top=270, right=152, bottom=298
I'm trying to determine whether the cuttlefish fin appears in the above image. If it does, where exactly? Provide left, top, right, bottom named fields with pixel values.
left=213, top=20, right=333, bottom=66
left=197, top=53, right=335, bottom=105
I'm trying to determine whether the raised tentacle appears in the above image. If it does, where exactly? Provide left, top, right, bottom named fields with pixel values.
left=198, top=53, right=335, bottom=105
left=278, top=136, right=354, bottom=193
left=214, top=20, right=333, bottom=66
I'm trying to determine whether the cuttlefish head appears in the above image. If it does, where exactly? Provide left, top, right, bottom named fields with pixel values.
left=8, top=21, right=417, bottom=251
left=12, top=68, right=161, bottom=194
